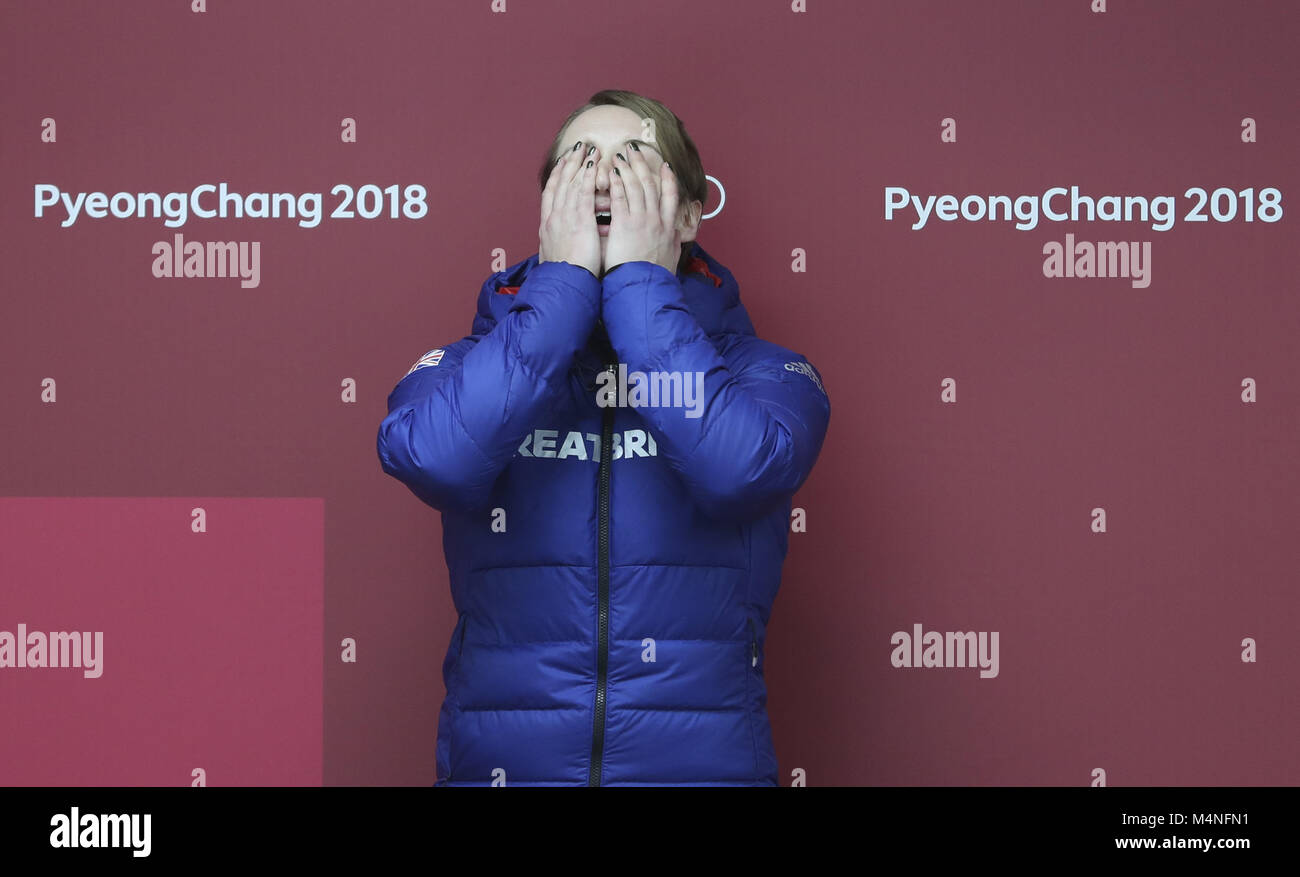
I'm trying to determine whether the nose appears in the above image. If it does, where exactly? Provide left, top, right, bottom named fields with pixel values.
left=593, top=151, right=615, bottom=193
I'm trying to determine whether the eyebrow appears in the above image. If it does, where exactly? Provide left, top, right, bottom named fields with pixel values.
left=564, top=137, right=662, bottom=159
left=627, top=138, right=662, bottom=157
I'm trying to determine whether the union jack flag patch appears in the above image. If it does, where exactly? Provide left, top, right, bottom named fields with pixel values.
left=404, top=348, right=445, bottom=377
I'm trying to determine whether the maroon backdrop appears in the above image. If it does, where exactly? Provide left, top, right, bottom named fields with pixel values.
left=2, top=0, right=1296, bottom=786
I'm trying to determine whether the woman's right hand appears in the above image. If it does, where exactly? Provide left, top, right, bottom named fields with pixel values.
left=538, top=141, right=601, bottom=277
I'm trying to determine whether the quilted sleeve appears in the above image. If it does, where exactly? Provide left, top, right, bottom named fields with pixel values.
left=377, top=261, right=601, bottom=512
left=599, top=261, right=831, bottom=522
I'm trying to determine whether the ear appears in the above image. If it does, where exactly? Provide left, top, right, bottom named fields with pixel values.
left=675, top=199, right=703, bottom=243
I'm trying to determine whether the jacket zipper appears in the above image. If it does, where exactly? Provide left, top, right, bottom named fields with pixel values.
left=588, top=359, right=616, bottom=786
left=748, top=617, right=758, bottom=668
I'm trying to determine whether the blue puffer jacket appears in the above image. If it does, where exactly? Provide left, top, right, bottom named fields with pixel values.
left=377, top=241, right=830, bottom=786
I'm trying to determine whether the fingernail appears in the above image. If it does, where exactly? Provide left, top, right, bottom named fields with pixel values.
left=572, top=141, right=582, bottom=151
left=616, top=152, right=626, bottom=163
left=587, top=160, right=593, bottom=168
left=629, top=142, right=640, bottom=152
left=587, top=145, right=596, bottom=156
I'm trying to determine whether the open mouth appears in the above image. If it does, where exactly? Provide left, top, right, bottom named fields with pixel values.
left=596, top=212, right=611, bottom=225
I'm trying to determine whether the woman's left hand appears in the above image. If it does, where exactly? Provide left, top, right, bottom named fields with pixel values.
left=604, top=141, right=680, bottom=275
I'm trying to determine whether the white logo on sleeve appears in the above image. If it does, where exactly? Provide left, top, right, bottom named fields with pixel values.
left=405, top=348, right=445, bottom=377
left=784, top=360, right=825, bottom=394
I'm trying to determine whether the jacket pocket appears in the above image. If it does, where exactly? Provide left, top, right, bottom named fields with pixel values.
left=442, top=614, right=469, bottom=785
left=453, top=614, right=469, bottom=680
left=744, top=613, right=763, bottom=781
left=443, top=614, right=469, bottom=689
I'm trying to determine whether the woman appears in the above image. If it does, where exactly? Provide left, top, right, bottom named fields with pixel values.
left=377, top=89, right=830, bottom=786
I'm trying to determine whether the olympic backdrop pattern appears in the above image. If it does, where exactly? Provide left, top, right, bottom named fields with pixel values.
left=1, top=0, right=1296, bottom=786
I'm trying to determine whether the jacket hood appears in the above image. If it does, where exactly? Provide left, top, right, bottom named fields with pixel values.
left=470, top=240, right=756, bottom=341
